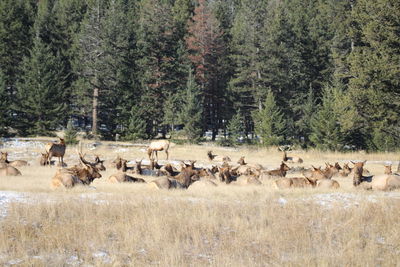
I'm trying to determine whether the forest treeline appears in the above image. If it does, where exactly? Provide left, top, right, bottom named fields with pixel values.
left=0, top=0, right=399, bottom=151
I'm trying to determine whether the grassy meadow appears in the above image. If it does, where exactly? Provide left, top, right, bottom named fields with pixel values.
left=0, top=140, right=400, bottom=266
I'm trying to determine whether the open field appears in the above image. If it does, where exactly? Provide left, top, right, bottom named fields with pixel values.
left=0, top=140, right=400, bottom=266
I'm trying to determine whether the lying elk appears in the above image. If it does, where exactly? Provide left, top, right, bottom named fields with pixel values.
left=51, top=154, right=102, bottom=189
left=149, top=163, right=199, bottom=189
left=108, top=171, right=145, bottom=183
left=275, top=177, right=316, bottom=189
left=0, top=165, right=22, bottom=176
left=353, top=161, right=400, bottom=190
left=0, top=152, right=29, bottom=167
left=147, top=140, right=170, bottom=160
left=207, top=151, right=231, bottom=162
left=45, top=138, right=66, bottom=166
left=261, top=162, right=290, bottom=178
left=281, top=148, right=303, bottom=164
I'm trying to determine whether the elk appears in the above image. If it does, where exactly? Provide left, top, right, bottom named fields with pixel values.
left=281, top=150, right=303, bottom=164
left=275, top=177, right=316, bottom=189
left=147, top=140, right=170, bottom=160
left=0, top=165, right=22, bottom=176
left=352, top=161, right=368, bottom=187
left=317, top=179, right=340, bottom=189
left=149, top=164, right=199, bottom=189
left=51, top=154, right=102, bottom=189
left=80, top=154, right=106, bottom=172
left=108, top=172, right=145, bottom=183
left=237, top=156, right=246, bottom=165
left=218, top=166, right=234, bottom=184
left=302, top=166, right=328, bottom=181
left=234, top=175, right=262, bottom=186
left=207, top=151, right=231, bottom=162
left=384, top=165, right=392, bottom=175
left=0, top=152, right=29, bottom=167
left=45, top=138, right=66, bottom=166
left=262, top=162, right=290, bottom=178
left=339, top=163, right=352, bottom=177
left=323, top=162, right=342, bottom=179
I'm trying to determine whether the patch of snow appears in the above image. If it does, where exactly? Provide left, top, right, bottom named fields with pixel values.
left=6, top=259, right=23, bottom=265
left=277, top=197, right=287, bottom=205
left=93, top=251, right=112, bottom=264
left=65, top=255, right=82, bottom=266
left=0, top=191, right=26, bottom=219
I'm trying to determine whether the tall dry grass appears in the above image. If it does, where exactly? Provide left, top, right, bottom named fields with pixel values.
left=1, top=141, right=400, bottom=265
left=0, top=193, right=399, bottom=266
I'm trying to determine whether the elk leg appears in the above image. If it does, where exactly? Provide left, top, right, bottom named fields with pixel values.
left=155, top=151, right=158, bottom=161
left=166, top=150, right=169, bottom=160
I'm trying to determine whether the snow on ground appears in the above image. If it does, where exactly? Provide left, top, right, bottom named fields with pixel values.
left=0, top=191, right=27, bottom=219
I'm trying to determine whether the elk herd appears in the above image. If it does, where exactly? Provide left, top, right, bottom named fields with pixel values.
left=0, top=138, right=400, bottom=192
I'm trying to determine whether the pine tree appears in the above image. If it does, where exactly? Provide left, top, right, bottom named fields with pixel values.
left=181, top=70, right=203, bottom=142
left=348, top=0, right=400, bottom=150
left=163, top=92, right=181, bottom=134
left=229, top=0, right=269, bottom=135
left=294, top=87, right=316, bottom=146
left=0, top=72, right=9, bottom=136
left=123, top=105, right=147, bottom=141
left=64, top=119, right=78, bottom=145
left=15, top=36, right=68, bottom=136
left=186, top=0, right=226, bottom=140
left=0, top=0, right=35, bottom=97
left=137, top=0, right=179, bottom=137
left=310, top=84, right=344, bottom=150
left=253, top=90, right=286, bottom=146
left=226, top=109, right=245, bottom=146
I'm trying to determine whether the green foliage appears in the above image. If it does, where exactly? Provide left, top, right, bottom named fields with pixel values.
left=122, top=105, right=147, bottom=141
left=253, top=90, right=286, bottom=146
left=181, top=70, right=203, bottom=143
left=310, top=84, right=345, bottom=150
left=0, top=72, right=9, bottom=136
left=226, top=109, right=245, bottom=145
left=15, top=37, right=68, bottom=136
left=348, top=0, right=400, bottom=151
left=64, top=119, right=78, bottom=145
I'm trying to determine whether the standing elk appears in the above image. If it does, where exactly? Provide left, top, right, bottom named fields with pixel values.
left=45, top=138, right=66, bottom=166
left=147, top=140, right=170, bottom=160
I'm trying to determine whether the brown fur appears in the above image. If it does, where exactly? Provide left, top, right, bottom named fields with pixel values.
left=0, top=152, right=29, bottom=167
left=265, top=162, right=290, bottom=177
left=352, top=161, right=367, bottom=187
left=45, top=138, right=66, bottom=166
left=237, top=156, right=246, bottom=165
left=339, top=163, right=352, bottom=177
left=218, top=166, right=234, bottom=184
left=0, top=165, right=22, bottom=176
left=282, top=151, right=303, bottom=164
left=51, top=154, right=102, bottom=188
left=207, top=151, right=231, bottom=162
left=317, top=179, right=340, bottom=189
left=108, top=171, right=145, bottom=183
left=147, top=140, right=170, bottom=160
left=384, top=165, right=392, bottom=175
left=275, top=177, right=316, bottom=189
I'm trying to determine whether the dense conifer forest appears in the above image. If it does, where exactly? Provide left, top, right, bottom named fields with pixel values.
left=0, top=0, right=399, bottom=151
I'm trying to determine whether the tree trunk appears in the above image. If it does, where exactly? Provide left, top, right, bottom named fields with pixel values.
left=92, top=87, right=99, bottom=136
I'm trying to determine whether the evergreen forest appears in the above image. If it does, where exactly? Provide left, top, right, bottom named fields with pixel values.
left=0, top=0, right=399, bottom=151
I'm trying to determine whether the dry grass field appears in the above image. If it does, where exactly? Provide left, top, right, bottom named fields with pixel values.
left=0, top=140, right=400, bottom=266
